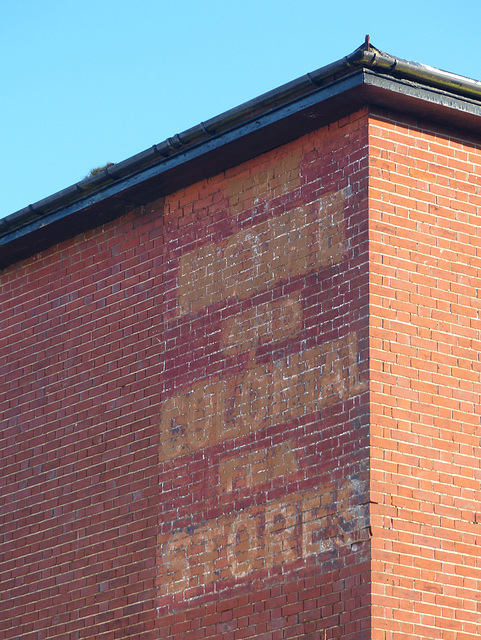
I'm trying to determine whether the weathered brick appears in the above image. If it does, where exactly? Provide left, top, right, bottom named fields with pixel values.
left=177, top=190, right=347, bottom=315
left=1, top=106, right=373, bottom=640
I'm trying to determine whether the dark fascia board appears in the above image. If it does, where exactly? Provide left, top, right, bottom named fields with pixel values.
left=2, top=42, right=481, bottom=270
left=362, top=70, right=481, bottom=131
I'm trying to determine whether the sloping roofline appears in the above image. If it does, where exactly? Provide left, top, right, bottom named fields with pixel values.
left=2, top=38, right=481, bottom=269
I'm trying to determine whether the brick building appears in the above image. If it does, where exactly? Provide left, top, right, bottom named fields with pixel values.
left=1, top=40, right=480, bottom=639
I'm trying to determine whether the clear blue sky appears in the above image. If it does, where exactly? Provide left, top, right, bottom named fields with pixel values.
left=1, top=0, right=480, bottom=219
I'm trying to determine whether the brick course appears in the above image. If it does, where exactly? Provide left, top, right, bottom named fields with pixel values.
left=1, top=110, right=370, bottom=639
left=369, top=112, right=481, bottom=640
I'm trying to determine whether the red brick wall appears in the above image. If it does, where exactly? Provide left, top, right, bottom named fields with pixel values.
left=369, top=113, right=481, bottom=639
left=0, top=110, right=370, bottom=639
left=0, top=211, right=163, bottom=639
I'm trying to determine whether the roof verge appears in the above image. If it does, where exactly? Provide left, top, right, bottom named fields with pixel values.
left=2, top=40, right=481, bottom=269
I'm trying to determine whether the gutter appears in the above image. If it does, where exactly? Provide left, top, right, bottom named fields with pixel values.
left=349, top=39, right=481, bottom=101
left=2, top=38, right=481, bottom=267
left=0, top=45, right=361, bottom=237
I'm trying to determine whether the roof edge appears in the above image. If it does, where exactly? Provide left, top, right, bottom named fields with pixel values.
left=348, top=39, right=481, bottom=101
left=2, top=39, right=481, bottom=267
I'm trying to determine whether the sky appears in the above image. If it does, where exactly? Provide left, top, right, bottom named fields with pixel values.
left=1, top=0, right=481, bottom=220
